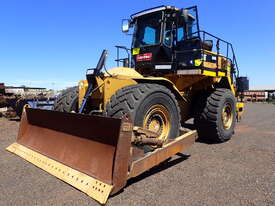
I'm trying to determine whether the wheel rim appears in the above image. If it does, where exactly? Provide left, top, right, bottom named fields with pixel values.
left=222, top=103, right=233, bottom=130
left=143, top=104, right=171, bottom=140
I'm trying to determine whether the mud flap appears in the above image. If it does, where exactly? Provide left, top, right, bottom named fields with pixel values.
left=6, top=108, right=132, bottom=204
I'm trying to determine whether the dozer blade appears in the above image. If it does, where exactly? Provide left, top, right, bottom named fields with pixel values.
left=6, top=108, right=132, bottom=204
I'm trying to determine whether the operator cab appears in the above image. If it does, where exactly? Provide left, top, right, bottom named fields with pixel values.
left=130, top=6, right=177, bottom=74
left=122, top=6, right=200, bottom=74
left=122, top=5, right=238, bottom=78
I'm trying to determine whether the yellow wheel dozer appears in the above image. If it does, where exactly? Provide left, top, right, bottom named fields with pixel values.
left=7, top=5, right=245, bottom=204
left=7, top=107, right=196, bottom=204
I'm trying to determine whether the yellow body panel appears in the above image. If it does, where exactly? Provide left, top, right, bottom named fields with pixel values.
left=202, top=70, right=219, bottom=77
left=78, top=65, right=241, bottom=120
left=105, top=67, right=143, bottom=78
left=165, top=74, right=206, bottom=91
left=78, top=80, right=89, bottom=108
left=236, top=102, right=244, bottom=121
left=137, top=76, right=182, bottom=96
left=103, top=77, right=137, bottom=108
left=218, top=72, right=226, bottom=77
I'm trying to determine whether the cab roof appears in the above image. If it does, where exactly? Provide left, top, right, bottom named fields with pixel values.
left=131, top=5, right=179, bottom=19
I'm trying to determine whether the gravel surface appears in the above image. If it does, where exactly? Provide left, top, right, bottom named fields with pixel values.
left=0, top=103, right=274, bottom=206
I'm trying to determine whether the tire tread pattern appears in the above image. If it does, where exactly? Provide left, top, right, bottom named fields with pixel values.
left=106, top=83, right=181, bottom=136
left=54, top=86, right=78, bottom=112
left=194, top=88, right=236, bottom=142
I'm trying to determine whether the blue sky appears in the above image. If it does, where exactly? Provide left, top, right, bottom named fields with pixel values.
left=0, top=0, right=274, bottom=90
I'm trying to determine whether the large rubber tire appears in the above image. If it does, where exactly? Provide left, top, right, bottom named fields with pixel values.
left=106, top=83, right=181, bottom=140
left=194, top=88, right=236, bottom=142
left=54, top=86, right=79, bottom=112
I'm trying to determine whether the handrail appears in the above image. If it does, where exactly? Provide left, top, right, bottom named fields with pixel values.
left=115, top=46, right=131, bottom=67
left=191, top=30, right=239, bottom=78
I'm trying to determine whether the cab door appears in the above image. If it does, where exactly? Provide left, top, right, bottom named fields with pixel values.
left=153, top=13, right=175, bottom=71
left=175, top=6, right=202, bottom=69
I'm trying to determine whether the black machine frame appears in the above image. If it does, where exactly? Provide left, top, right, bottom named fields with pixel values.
left=116, top=5, right=239, bottom=80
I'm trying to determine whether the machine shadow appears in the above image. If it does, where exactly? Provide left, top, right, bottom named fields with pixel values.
left=182, top=122, right=196, bottom=130
left=110, top=153, right=190, bottom=198
left=182, top=122, right=221, bottom=144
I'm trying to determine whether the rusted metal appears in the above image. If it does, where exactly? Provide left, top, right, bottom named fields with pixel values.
left=15, top=108, right=132, bottom=186
left=6, top=142, right=114, bottom=204
left=128, top=130, right=197, bottom=178
left=133, top=134, right=165, bottom=146
left=130, top=146, right=145, bottom=162
left=133, top=126, right=159, bottom=138
left=111, top=117, right=132, bottom=194
left=5, top=107, right=17, bottom=118
left=7, top=107, right=197, bottom=203
left=0, top=82, right=55, bottom=118
left=0, top=94, right=8, bottom=107
left=132, top=126, right=164, bottom=146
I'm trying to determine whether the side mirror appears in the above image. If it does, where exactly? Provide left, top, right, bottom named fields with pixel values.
left=122, top=19, right=131, bottom=33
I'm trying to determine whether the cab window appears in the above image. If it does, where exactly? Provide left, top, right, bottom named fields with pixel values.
left=163, top=21, right=173, bottom=47
left=177, top=27, right=184, bottom=41
left=143, top=27, right=157, bottom=45
left=133, top=12, right=162, bottom=47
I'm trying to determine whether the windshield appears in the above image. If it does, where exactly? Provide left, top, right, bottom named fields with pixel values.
left=132, top=12, right=162, bottom=48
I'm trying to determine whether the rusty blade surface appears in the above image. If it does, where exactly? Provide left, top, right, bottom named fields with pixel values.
left=128, top=130, right=197, bottom=178
left=16, top=108, right=125, bottom=185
